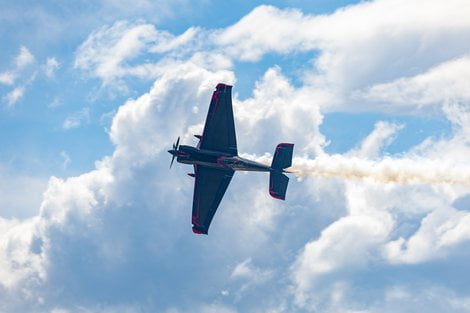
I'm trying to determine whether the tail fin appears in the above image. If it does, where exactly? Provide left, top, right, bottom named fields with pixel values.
left=271, top=143, right=294, bottom=171
left=269, top=143, right=294, bottom=200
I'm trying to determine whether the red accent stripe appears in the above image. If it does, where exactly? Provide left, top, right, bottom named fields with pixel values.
left=216, top=156, right=229, bottom=169
left=192, top=165, right=201, bottom=227
left=212, top=90, right=221, bottom=113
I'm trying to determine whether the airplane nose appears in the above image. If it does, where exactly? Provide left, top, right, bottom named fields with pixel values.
left=168, top=149, right=175, bottom=155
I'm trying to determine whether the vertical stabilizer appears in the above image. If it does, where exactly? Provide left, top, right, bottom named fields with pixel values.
left=271, top=143, right=294, bottom=170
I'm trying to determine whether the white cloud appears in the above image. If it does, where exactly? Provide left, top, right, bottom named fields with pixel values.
left=3, top=86, right=25, bottom=107
left=44, top=57, right=60, bottom=78
left=193, top=304, right=238, bottom=313
left=214, top=1, right=470, bottom=114
left=60, top=151, right=71, bottom=170
left=292, top=183, right=394, bottom=305
left=109, top=62, right=234, bottom=160
left=215, top=6, right=311, bottom=61
left=0, top=165, right=47, bottom=220
left=385, top=207, right=470, bottom=264
left=358, top=55, right=470, bottom=113
left=15, top=46, right=35, bottom=68
left=233, top=66, right=327, bottom=156
left=0, top=217, right=44, bottom=289
left=47, top=97, right=61, bottom=108
left=74, top=20, right=160, bottom=85
left=62, top=108, right=90, bottom=130
left=0, top=71, right=15, bottom=85
left=149, top=26, right=199, bottom=54
left=349, top=121, right=403, bottom=158
left=230, top=258, right=273, bottom=298
left=292, top=284, right=470, bottom=313
left=3, top=1, right=470, bottom=312
left=231, top=258, right=272, bottom=282
left=0, top=45, right=36, bottom=107
left=75, top=0, right=470, bottom=116
left=0, top=63, right=239, bottom=311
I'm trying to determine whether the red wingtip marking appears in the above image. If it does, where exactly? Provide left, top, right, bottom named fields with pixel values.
left=216, top=83, right=232, bottom=88
left=269, top=190, right=285, bottom=200
left=192, top=227, right=208, bottom=235
left=277, top=143, right=294, bottom=148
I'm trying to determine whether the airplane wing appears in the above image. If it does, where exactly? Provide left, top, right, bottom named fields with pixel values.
left=191, top=165, right=234, bottom=234
left=199, top=84, right=238, bottom=156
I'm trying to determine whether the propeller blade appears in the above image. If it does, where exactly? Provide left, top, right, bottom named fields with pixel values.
left=170, top=136, right=180, bottom=169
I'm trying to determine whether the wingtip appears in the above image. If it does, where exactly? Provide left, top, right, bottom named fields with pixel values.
left=216, top=83, right=232, bottom=90
left=269, top=190, right=286, bottom=200
left=192, top=226, right=208, bottom=235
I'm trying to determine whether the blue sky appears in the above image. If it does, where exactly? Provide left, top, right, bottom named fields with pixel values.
left=1, top=1, right=470, bottom=312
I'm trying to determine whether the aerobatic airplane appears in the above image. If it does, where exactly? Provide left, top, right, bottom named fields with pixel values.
left=168, top=83, right=294, bottom=234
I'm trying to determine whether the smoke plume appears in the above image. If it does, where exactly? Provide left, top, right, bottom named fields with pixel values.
left=289, top=155, right=470, bottom=185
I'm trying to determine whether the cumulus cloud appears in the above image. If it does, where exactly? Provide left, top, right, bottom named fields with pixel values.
left=348, top=121, right=403, bottom=158
left=2, top=0, right=470, bottom=312
left=0, top=63, right=240, bottom=312
left=0, top=165, right=47, bottom=219
left=216, top=1, right=470, bottom=87
left=233, top=66, right=327, bottom=156
left=74, top=20, right=160, bottom=85
left=359, top=55, right=470, bottom=113
left=74, top=0, right=470, bottom=116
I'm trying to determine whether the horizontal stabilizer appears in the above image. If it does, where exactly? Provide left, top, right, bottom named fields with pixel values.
left=269, top=172, right=289, bottom=200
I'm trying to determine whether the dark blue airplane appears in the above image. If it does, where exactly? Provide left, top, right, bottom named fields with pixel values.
left=168, top=83, right=294, bottom=234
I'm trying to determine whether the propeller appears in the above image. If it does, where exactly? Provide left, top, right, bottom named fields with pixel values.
left=169, top=136, right=180, bottom=168
left=173, top=136, right=180, bottom=151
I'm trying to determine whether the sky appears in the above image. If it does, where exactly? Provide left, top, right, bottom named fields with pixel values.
left=1, top=0, right=470, bottom=312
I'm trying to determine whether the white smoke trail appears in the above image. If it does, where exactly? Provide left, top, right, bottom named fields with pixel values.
left=289, top=154, right=470, bottom=185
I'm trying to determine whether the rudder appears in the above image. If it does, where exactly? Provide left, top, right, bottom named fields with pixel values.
left=271, top=143, right=294, bottom=170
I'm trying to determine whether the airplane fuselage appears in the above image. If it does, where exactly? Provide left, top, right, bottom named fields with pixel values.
left=169, top=145, right=272, bottom=172
left=168, top=83, right=294, bottom=234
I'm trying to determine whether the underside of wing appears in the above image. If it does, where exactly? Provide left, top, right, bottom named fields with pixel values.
left=199, top=84, right=238, bottom=155
left=192, top=165, right=234, bottom=234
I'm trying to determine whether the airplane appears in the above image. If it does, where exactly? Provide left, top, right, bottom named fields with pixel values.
left=168, top=83, right=294, bottom=235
